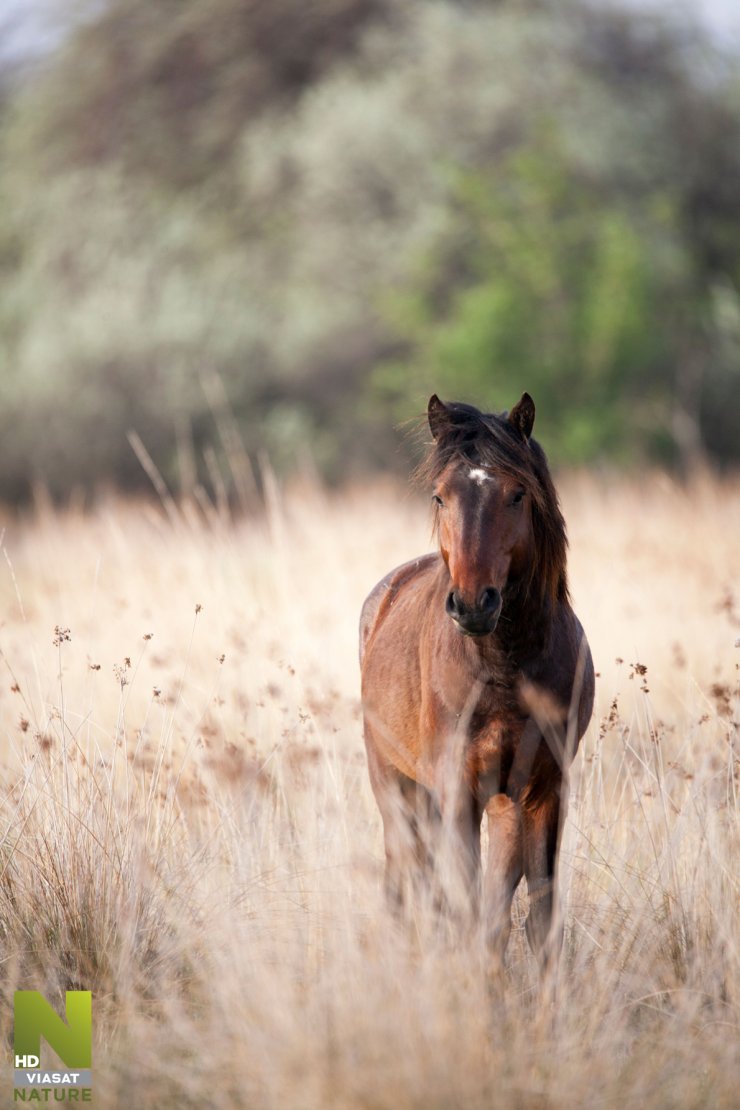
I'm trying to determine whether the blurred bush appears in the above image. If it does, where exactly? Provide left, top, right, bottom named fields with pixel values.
left=0, top=0, right=739, bottom=500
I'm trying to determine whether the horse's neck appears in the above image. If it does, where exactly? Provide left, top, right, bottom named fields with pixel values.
left=493, top=588, right=555, bottom=663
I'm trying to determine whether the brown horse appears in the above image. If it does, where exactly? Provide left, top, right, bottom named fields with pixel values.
left=360, top=393, right=594, bottom=967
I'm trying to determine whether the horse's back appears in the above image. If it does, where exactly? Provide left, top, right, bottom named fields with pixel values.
left=359, top=553, right=439, bottom=665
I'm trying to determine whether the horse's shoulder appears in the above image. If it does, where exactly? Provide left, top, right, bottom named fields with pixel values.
left=359, top=554, right=439, bottom=664
left=546, top=603, right=595, bottom=736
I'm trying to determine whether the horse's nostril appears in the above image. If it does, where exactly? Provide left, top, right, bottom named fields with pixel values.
left=445, top=586, right=468, bottom=621
left=479, top=587, right=501, bottom=613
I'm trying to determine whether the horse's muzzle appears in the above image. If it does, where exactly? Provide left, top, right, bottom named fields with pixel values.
left=446, top=587, right=502, bottom=637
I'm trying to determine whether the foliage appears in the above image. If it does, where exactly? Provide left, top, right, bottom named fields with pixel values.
left=0, top=0, right=739, bottom=499
left=374, top=141, right=665, bottom=464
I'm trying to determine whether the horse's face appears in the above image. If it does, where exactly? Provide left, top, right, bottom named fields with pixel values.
left=433, top=460, right=534, bottom=637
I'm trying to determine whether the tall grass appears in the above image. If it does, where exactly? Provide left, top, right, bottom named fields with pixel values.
left=0, top=474, right=738, bottom=1107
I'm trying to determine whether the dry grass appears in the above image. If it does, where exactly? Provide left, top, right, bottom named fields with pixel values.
left=0, top=472, right=738, bottom=1107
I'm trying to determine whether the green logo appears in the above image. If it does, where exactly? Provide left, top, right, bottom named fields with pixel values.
left=14, top=992, right=91, bottom=1069
left=13, top=991, right=92, bottom=1101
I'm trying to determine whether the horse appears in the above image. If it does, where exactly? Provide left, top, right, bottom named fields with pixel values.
left=360, top=392, right=594, bottom=968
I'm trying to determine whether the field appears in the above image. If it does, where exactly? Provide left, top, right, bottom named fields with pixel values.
left=0, top=472, right=738, bottom=1107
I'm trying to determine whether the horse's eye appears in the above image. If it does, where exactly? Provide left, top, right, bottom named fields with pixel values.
left=510, top=489, right=525, bottom=506
left=432, top=493, right=444, bottom=507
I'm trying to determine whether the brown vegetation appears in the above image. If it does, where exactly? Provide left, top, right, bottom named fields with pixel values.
left=0, top=473, right=738, bottom=1106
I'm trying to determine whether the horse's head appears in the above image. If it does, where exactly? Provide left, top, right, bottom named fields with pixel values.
left=424, top=392, right=566, bottom=638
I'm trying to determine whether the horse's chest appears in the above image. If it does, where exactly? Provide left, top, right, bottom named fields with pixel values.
left=464, top=709, right=524, bottom=788
left=427, top=650, right=539, bottom=794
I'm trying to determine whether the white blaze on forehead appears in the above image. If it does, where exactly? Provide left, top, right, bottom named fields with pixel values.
left=468, top=467, right=492, bottom=485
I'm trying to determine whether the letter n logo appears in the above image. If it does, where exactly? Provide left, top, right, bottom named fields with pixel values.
left=14, top=991, right=92, bottom=1069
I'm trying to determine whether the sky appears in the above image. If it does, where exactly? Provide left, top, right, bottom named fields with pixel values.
left=1, top=0, right=739, bottom=65
left=620, top=0, right=740, bottom=42
left=0, top=0, right=63, bottom=64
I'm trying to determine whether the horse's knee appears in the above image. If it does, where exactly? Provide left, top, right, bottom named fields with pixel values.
left=524, top=878, right=562, bottom=967
left=485, top=794, right=523, bottom=878
left=383, top=860, right=405, bottom=915
left=486, top=792, right=521, bottom=833
left=485, top=913, right=513, bottom=960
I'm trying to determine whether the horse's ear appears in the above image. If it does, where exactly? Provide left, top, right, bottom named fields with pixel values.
left=428, top=394, right=450, bottom=441
left=508, top=392, right=535, bottom=441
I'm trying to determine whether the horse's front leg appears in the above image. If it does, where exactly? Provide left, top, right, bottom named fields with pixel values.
left=436, top=788, right=481, bottom=920
left=482, top=794, right=523, bottom=963
left=365, top=737, right=441, bottom=912
left=522, top=789, right=564, bottom=970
